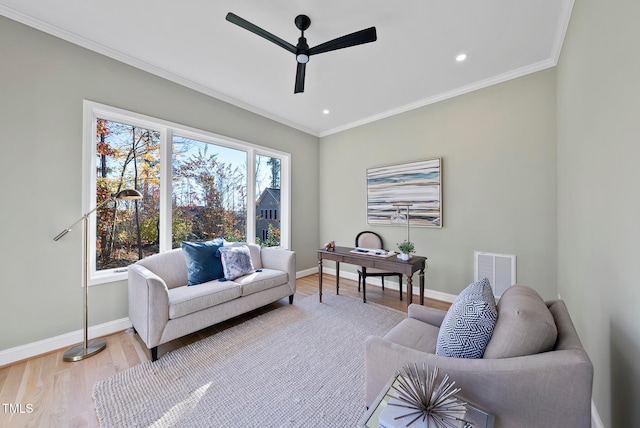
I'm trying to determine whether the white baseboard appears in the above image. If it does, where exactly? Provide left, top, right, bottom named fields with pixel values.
left=2, top=269, right=312, bottom=367
left=296, top=267, right=318, bottom=279
left=0, top=318, right=131, bottom=368
left=319, top=267, right=457, bottom=303
left=3, top=269, right=603, bottom=427
left=1, top=268, right=451, bottom=367
left=592, top=400, right=604, bottom=428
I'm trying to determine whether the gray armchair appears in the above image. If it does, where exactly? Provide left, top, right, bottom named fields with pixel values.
left=365, top=287, right=593, bottom=427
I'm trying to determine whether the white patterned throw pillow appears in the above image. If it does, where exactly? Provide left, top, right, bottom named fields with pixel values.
left=435, top=278, right=498, bottom=359
left=218, top=245, right=255, bottom=280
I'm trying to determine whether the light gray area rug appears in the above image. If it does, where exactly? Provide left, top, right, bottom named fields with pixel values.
left=92, top=293, right=406, bottom=427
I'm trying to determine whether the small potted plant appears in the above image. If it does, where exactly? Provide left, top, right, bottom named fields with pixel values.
left=397, top=240, right=415, bottom=261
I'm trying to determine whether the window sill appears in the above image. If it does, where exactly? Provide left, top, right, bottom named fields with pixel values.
left=89, top=269, right=128, bottom=286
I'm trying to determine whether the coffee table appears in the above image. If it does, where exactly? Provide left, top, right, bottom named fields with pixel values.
left=358, top=374, right=495, bottom=428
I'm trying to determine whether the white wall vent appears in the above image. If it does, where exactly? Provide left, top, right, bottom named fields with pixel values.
left=474, top=251, right=516, bottom=298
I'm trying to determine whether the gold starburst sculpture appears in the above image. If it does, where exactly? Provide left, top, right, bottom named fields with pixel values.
left=386, top=364, right=469, bottom=428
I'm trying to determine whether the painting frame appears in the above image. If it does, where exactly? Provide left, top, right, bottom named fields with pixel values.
left=366, top=157, right=442, bottom=228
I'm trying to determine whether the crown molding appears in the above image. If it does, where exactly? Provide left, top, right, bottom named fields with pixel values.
left=551, top=0, right=575, bottom=64
left=319, top=58, right=558, bottom=137
left=0, top=5, right=319, bottom=137
left=2, top=2, right=574, bottom=139
left=318, top=1, right=574, bottom=138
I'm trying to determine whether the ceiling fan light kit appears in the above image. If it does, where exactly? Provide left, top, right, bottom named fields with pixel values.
left=226, top=12, right=377, bottom=93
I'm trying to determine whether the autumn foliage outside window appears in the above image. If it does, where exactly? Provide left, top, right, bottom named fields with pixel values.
left=88, top=100, right=290, bottom=281
left=95, top=119, right=160, bottom=270
left=95, top=119, right=250, bottom=271
left=171, top=136, right=247, bottom=247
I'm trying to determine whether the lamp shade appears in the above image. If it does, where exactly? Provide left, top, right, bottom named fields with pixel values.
left=114, top=189, right=143, bottom=200
left=53, top=187, right=144, bottom=361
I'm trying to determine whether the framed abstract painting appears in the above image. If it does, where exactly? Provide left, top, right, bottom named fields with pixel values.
left=367, top=158, right=442, bottom=228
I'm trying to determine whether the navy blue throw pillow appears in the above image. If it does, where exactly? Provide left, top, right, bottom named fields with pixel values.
left=181, top=239, right=224, bottom=286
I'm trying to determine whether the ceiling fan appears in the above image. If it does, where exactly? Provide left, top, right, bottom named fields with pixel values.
left=226, top=12, right=377, bottom=94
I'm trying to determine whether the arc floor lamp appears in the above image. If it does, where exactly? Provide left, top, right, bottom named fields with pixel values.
left=53, top=189, right=143, bottom=362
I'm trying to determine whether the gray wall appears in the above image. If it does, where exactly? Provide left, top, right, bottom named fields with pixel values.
left=0, top=16, right=319, bottom=351
left=557, top=0, right=640, bottom=426
left=4, top=3, right=640, bottom=424
left=319, top=69, right=558, bottom=299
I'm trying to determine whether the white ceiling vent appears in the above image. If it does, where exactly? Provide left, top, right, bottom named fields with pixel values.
left=474, top=251, right=516, bottom=298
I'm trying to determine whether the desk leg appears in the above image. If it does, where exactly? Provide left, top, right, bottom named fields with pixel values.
left=407, top=275, right=413, bottom=305
left=419, top=267, right=425, bottom=305
left=318, top=259, right=323, bottom=303
left=336, top=262, right=340, bottom=295
left=362, top=267, right=367, bottom=303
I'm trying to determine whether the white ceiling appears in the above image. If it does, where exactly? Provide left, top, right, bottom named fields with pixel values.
left=1, top=0, right=573, bottom=137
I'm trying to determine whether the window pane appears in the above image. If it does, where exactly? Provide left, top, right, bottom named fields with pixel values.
left=172, top=136, right=247, bottom=247
left=255, top=155, right=281, bottom=246
left=95, top=118, right=160, bottom=271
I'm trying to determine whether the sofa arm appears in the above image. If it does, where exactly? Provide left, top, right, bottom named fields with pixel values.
left=365, top=336, right=593, bottom=428
left=407, top=304, right=447, bottom=327
left=128, top=264, right=170, bottom=349
left=260, top=247, right=296, bottom=295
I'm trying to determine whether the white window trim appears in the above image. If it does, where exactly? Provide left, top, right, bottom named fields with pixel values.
left=83, top=100, right=291, bottom=285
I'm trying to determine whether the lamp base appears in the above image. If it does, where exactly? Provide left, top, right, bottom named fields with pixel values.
left=63, top=338, right=107, bottom=362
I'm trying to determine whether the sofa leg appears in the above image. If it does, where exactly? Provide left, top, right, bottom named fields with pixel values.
left=151, top=347, right=158, bottom=362
left=289, top=295, right=294, bottom=304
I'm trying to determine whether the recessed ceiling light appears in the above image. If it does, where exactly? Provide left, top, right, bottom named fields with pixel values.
left=322, top=109, right=330, bottom=115
left=456, top=53, right=468, bottom=62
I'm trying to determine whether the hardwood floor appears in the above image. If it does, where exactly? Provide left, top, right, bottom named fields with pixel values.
left=0, top=274, right=450, bottom=427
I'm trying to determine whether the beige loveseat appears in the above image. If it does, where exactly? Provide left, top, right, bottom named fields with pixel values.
left=365, top=285, right=593, bottom=427
left=128, top=243, right=295, bottom=361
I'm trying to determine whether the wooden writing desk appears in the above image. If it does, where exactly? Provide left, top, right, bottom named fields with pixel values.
left=316, top=246, right=427, bottom=305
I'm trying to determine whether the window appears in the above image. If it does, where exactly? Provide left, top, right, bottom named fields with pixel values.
left=172, top=135, right=247, bottom=246
left=93, top=118, right=160, bottom=273
left=84, top=101, right=290, bottom=285
left=255, top=154, right=282, bottom=247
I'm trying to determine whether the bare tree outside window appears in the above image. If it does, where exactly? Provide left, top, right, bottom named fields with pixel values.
left=88, top=102, right=290, bottom=280
left=172, top=136, right=247, bottom=247
left=95, top=118, right=160, bottom=270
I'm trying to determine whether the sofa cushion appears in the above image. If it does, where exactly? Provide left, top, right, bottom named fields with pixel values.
left=483, top=285, right=558, bottom=358
left=436, top=278, right=498, bottom=359
left=235, top=269, right=288, bottom=296
left=219, top=245, right=255, bottom=280
left=383, top=318, right=440, bottom=353
left=224, top=242, right=263, bottom=269
left=137, top=248, right=188, bottom=290
left=181, top=239, right=224, bottom=286
left=168, top=281, right=242, bottom=319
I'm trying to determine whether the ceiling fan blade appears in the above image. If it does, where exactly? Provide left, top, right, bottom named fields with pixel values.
left=294, top=62, right=306, bottom=94
left=308, top=27, right=377, bottom=56
left=226, top=12, right=296, bottom=54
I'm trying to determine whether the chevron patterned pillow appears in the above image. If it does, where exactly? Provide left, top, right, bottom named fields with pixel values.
left=436, top=278, right=498, bottom=358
